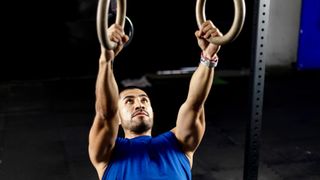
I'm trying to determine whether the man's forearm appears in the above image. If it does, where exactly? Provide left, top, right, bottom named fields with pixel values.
left=95, top=56, right=119, bottom=119
left=186, top=63, right=214, bottom=109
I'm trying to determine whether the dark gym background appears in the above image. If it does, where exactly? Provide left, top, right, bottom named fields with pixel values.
left=1, top=0, right=319, bottom=179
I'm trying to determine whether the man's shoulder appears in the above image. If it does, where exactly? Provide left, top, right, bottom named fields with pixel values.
left=153, top=130, right=175, bottom=139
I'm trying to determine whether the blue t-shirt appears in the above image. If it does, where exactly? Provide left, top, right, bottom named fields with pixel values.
left=102, top=131, right=191, bottom=180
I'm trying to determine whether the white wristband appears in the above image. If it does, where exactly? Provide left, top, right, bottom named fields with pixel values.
left=200, top=53, right=219, bottom=68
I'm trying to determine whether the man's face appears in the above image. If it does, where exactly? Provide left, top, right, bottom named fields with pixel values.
left=118, top=88, right=154, bottom=134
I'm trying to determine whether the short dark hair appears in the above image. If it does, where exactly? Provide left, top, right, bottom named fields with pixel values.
left=118, top=86, right=152, bottom=98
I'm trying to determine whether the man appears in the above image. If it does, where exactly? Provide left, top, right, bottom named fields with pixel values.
left=89, top=20, right=222, bottom=180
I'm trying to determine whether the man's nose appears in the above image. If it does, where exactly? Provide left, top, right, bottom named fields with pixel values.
left=134, top=101, right=145, bottom=110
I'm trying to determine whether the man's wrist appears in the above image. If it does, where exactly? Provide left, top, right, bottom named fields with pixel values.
left=200, top=52, right=219, bottom=68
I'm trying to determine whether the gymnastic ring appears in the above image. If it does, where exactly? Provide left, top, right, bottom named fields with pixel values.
left=107, top=14, right=134, bottom=47
left=97, top=0, right=126, bottom=50
left=196, top=0, right=246, bottom=45
left=124, top=16, right=134, bottom=48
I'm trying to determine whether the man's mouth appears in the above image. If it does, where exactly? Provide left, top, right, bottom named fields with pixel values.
left=132, top=110, right=149, bottom=118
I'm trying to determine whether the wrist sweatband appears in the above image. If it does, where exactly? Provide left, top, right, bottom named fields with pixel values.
left=200, top=52, right=219, bottom=68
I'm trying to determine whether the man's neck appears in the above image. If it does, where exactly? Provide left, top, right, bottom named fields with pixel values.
left=125, top=130, right=152, bottom=139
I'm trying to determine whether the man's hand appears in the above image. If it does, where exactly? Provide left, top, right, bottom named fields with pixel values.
left=101, top=24, right=129, bottom=62
left=195, top=20, right=223, bottom=58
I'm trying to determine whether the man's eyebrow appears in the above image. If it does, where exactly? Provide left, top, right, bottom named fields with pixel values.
left=122, top=95, right=134, bottom=100
left=138, top=94, right=148, bottom=98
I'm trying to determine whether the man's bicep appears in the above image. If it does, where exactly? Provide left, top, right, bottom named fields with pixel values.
left=88, top=114, right=119, bottom=168
left=174, top=103, right=205, bottom=153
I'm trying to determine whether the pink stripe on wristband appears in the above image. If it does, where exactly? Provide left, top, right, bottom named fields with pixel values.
left=200, top=52, right=219, bottom=68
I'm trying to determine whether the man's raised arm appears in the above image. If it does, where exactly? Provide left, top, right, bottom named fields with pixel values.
left=173, top=20, right=222, bottom=166
left=88, top=24, right=128, bottom=179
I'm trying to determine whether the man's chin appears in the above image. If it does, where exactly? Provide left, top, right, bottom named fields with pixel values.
left=130, top=121, right=152, bottom=133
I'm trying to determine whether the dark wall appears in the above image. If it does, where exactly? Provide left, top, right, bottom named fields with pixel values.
left=2, top=0, right=253, bottom=82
